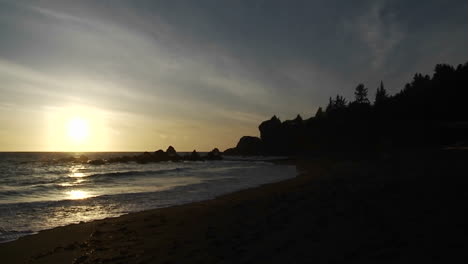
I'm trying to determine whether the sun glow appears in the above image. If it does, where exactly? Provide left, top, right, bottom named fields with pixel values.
left=68, top=117, right=90, bottom=143
left=45, top=105, right=111, bottom=151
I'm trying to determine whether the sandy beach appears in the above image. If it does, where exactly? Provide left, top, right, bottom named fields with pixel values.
left=1, top=149, right=467, bottom=263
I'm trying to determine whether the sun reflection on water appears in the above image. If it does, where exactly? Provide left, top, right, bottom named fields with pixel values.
left=69, top=166, right=86, bottom=178
left=70, top=172, right=85, bottom=178
left=60, top=178, right=84, bottom=187
left=59, top=166, right=87, bottom=187
left=67, top=190, right=91, bottom=200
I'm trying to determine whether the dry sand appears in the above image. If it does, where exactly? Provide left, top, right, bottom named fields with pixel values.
left=1, top=149, right=467, bottom=263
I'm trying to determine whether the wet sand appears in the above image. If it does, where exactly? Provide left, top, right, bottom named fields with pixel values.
left=1, top=149, right=467, bottom=263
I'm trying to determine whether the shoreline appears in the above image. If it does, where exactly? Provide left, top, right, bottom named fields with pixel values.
left=1, top=150, right=467, bottom=263
left=0, top=158, right=301, bottom=263
left=0, top=157, right=295, bottom=244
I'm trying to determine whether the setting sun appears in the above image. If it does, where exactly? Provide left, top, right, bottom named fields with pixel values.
left=44, top=105, right=111, bottom=151
left=68, top=117, right=90, bottom=143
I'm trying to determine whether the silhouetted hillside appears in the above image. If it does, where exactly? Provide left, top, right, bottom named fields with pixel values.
left=225, top=61, right=468, bottom=155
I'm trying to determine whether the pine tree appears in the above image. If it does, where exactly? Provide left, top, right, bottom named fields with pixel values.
left=294, top=114, right=303, bottom=122
left=326, top=95, right=347, bottom=114
left=354, top=84, right=369, bottom=104
left=315, top=107, right=324, bottom=118
left=334, top=95, right=347, bottom=108
left=325, top=97, right=333, bottom=113
left=375, top=81, right=388, bottom=105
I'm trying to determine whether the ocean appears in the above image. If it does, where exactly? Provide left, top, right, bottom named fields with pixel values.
left=0, top=152, right=296, bottom=243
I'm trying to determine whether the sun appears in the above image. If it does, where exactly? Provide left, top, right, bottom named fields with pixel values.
left=67, top=117, right=90, bottom=143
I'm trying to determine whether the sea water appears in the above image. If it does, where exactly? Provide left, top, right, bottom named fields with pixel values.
left=0, top=152, right=296, bottom=243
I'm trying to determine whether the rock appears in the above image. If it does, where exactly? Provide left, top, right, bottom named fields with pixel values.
left=154, top=149, right=165, bottom=155
left=88, top=159, right=105, bottom=165
left=153, top=149, right=168, bottom=161
left=236, top=136, right=264, bottom=155
left=135, top=152, right=154, bottom=164
left=77, top=155, right=89, bottom=163
left=206, top=148, right=223, bottom=160
left=58, top=156, right=75, bottom=163
left=223, top=147, right=239, bottom=156
left=108, top=156, right=133, bottom=163
left=188, top=150, right=203, bottom=161
left=166, top=146, right=181, bottom=161
left=259, top=115, right=284, bottom=154
left=166, top=146, right=177, bottom=157
left=223, top=136, right=265, bottom=156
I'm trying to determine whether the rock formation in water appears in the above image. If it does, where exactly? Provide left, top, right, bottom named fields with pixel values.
left=206, top=148, right=222, bottom=160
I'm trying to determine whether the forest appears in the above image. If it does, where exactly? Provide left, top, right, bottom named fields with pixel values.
left=225, top=61, right=468, bottom=155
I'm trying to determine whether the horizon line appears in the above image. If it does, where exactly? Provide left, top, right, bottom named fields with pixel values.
left=0, top=150, right=217, bottom=153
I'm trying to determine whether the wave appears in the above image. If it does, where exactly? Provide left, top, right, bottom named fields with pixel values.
left=87, top=167, right=192, bottom=181
left=0, top=190, right=22, bottom=197
left=0, top=228, right=36, bottom=243
left=4, top=167, right=193, bottom=188
left=0, top=167, right=196, bottom=202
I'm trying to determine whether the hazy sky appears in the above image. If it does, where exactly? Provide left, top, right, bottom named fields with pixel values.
left=1, top=0, right=467, bottom=151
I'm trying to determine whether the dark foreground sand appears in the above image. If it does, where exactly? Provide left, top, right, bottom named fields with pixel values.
left=1, top=149, right=468, bottom=263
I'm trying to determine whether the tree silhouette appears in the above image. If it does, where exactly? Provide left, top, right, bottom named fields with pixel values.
left=315, top=107, right=324, bottom=119
left=325, top=97, right=333, bottom=113
left=227, top=60, right=468, bottom=156
left=434, top=64, right=455, bottom=80
left=294, top=114, right=303, bottom=122
left=326, top=95, right=347, bottom=114
left=334, top=95, right=347, bottom=108
left=354, top=84, right=370, bottom=104
left=375, top=81, right=388, bottom=105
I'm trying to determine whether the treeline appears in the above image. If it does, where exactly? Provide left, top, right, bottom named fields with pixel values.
left=225, top=61, right=468, bottom=155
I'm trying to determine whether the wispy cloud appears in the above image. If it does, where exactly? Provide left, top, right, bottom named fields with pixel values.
left=351, top=1, right=404, bottom=69
left=1, top=0, right=467, bottom=150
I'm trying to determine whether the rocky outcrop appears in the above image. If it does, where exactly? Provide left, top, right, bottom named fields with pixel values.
left=224, top=114, right=310, bottom=156
left=224, top=136, right=264, bottom=156
left=259, top=115, right=282, bottom=151
left=88, top=159, right=105, bottom=165
left=153, top=149, right=169, bottom=161
left=166, top=146, right=177, bottom=157
left=223, top=147, right=238, bottom=155
left=49, top=146, right=224, bottom=165
left=237, top=136, right=264, bottom=155
left=186, top=150, right=203, bottom=161
left=105, top=147, right=225, bottom=163
left=206, top=148, right=222, bottom=160
left=135, top=152, right=155, bottom=164
left=78, top=155, right=89, bottom=163
left=108, top=156, right=133, bottom=163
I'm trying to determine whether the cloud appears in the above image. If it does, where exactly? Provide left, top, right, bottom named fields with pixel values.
left=1, top=0, right=468, bottom=150
left=351, top=1, right=404, bottom=69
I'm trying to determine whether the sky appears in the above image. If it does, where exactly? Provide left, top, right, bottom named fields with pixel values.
left=0, top=0, right=467, bottom=151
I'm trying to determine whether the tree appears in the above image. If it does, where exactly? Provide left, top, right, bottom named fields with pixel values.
left=434, top=64, right=455, bottom=80
left=325, top=95, right=347, bottom=117
left=294, top=114, right=303, bottom=122
left=315, top=107, right=324, bottom=119
left=326, top=97, right=333, bottom=113
left=334, top=95, right=347, bottom=109
left=375, top=81, right=389, bottom=105
left=354, top=83, right=370, bottom=104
